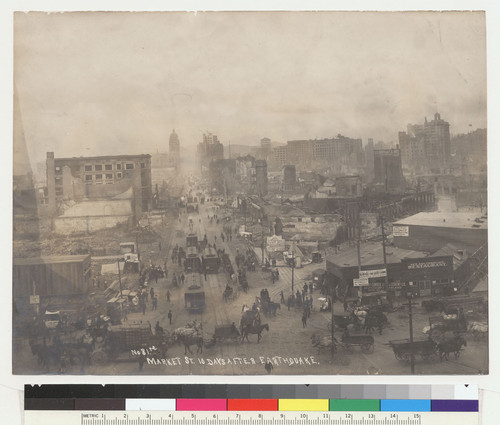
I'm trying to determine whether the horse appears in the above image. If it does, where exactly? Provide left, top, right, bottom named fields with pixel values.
left=311, top=334, right=338, bottom=354
left=241, top=323, right=269, bottom=343
left=177, top=334, right=204, bottom=354
left=363, top=313, right=387, bottom=335
left=436, top=336, right=467, bottom=361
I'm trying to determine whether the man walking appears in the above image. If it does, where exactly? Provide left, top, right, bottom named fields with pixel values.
left=168, top=310, right=173, bottom=325
left=302, top=312, right=307, bottom=328
left=166, top=290, right=171, bottom=303
left=181, top=273, right=185, bottom=285
left=152, top=295, right=158, bottom=311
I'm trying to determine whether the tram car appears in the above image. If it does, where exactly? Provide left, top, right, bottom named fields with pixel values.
left=202, top=246, right=220, bottom=274
left=184, top=246, right=202, bottom=273
left=186, top=233, right=199, bottom=250
left=184, top=272, right=205, bottom=313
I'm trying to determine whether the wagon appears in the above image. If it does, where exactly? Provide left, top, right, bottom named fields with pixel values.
left=388, top=338, right=437, bottom=362
left=341, top=334, right=375, bottom=354
left=213, top=324, right=240, bottom=342
left=90, top=323, right=168, bottom=364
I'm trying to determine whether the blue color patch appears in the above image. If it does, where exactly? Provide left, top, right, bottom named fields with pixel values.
left=380, top=399, right=431, bottom=411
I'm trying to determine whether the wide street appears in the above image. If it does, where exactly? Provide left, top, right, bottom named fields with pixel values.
left=14, top=183, right=487, bottom=375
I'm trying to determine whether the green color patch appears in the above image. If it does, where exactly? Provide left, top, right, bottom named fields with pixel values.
left=329, top=399, right=380, bottom=411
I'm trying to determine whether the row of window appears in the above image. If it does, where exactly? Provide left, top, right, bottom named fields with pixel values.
left=83, top=162, right=146, bottom=172
left=85, top=173, right=122, bottom=182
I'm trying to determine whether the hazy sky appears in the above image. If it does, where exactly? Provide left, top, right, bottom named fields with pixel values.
left=14, top=11, right=486, bottom=166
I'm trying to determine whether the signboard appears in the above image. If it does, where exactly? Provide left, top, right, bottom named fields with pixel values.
left=402, top=256, right=454, bottom=281
left=393, top=225, right=409, bottom=237
left=353, top=277, right=369, bottom=286
left=30, top=295, right=40, bottom=304
left=359, top=268, right=387, bottom=279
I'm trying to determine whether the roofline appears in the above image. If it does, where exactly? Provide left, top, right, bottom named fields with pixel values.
left=53, top=154, right=151, bottom=162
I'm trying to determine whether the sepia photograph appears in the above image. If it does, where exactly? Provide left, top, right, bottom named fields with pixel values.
left=12, top=11, right=488, bottom=375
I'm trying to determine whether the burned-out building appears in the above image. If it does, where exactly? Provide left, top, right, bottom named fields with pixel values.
left=373, top=148, right=405, bottom=193
left=45, top=152, right=152, bottom=218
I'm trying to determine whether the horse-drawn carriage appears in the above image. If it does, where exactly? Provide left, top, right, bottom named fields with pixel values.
left=388, top=339, right=437, bottom=362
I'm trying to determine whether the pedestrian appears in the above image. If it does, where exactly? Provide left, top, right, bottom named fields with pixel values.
left=302, top=312, right=307, bottom=328
left=181, top=273, right=185, bottom=285
left=343, top=298, right=348, bottom=312
left=168, top=310, right=173, bottom=325
left=309, top=282, right=313, bottom=293
left=138, top=353, right=145, bottom=371
left=280, top=290, right=285, bottom=304
left=152, top=295, right=158, bottom=310
left=150, top=287, right=155, bottom=300
left=265, top=361, right=273, bottom=374
left=166, top=290, right=171, bottom=302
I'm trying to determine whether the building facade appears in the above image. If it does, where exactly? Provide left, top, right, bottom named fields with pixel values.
left=46, top=152, right=152, bottom=217
left=197, top=132, right=224, bottom=172
left=399, top=113, right=451, bottom=173
left=373, top=148, right=405, bottom=193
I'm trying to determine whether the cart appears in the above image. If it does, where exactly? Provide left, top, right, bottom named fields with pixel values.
left=341, top=334, right=375, bottom=354
left=90, top=323, right=167, bottom=364
left=213, top=324, right=240, bottom=342
left=388, top=339, right=437, bottom=362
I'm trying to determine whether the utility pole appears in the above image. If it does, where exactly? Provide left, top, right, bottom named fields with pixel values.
left=291, top=242, right=295, bottom=293
left=380, top=214, right=389, bottom=287
left=403, top=292, right=419, bottom=375
left=117, top=259, right=123, bottom=298
left=330, top=296, right=335, bottom=360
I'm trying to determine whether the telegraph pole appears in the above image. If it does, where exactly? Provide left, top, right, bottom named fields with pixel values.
left=117, top=259, right=123, bottom=298
left=403, top=292, right=419, bottom=375
left=291, top=242, right=295, bottom=293
left=331, top=296, right=335, bottom=360
left=380, top=214, right=389, bottom=287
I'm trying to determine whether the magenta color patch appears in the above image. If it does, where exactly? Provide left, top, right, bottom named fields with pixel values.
left=176, top=399, right=227, bottom=411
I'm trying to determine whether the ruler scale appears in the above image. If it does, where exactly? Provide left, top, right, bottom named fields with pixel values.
left=24, top=411, right=478, bottom=425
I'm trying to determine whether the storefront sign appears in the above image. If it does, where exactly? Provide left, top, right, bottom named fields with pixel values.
left=402, top=256, right=453, bottom=281
left=359, top=268, right=387, bottom=279
left=393, top=225, right=409, bottom=237
left=353, top=277, right=369, bottom=286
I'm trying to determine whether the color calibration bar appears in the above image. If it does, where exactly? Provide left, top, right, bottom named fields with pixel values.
left=25, top=384, right=478, bottom=412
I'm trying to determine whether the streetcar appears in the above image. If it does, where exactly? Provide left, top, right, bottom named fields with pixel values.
left=184, top=246, right=202, bottom=273
left=202, top=246, right=220, bottom=274
left=184, top=272, right=206, bottom=313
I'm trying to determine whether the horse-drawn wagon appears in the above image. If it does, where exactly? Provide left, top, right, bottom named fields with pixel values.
left=341, top=332, right=374, bottom=354
left=388, top=338, right=437, bottom=362
left=91, top=323, right=168, bottom=364
left=213, top=324, right=240, bottom=342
